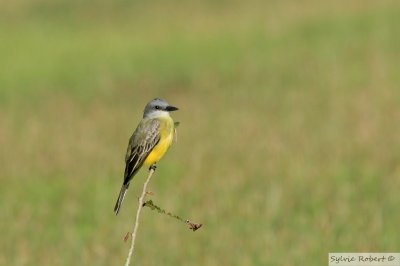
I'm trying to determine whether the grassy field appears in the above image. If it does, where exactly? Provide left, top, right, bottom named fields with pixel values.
left=1, top=1, right=400, bottom=265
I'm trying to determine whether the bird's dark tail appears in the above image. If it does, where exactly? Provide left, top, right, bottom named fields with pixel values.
left=114, top=184, right=129, bottom=215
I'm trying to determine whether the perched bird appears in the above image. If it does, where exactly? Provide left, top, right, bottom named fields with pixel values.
left=114, top=98, right=178, bottom=215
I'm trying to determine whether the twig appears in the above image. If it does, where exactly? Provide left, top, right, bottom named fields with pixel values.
left=125, top=167, right=155, bottom=266
left=143, top=200, right=203, bottom=232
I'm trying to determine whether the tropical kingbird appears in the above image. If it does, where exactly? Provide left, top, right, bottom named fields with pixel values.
left=114, top=98, right=178, bottom=215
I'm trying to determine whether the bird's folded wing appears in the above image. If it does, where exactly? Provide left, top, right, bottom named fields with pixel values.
left=123, top=119, right=160, bottom=184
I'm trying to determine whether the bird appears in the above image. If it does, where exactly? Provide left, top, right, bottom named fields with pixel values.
left=114, top=98, right=178, bottom=215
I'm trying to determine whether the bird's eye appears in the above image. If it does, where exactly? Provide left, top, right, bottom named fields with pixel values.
left=155, top=106, right=160, bottom=110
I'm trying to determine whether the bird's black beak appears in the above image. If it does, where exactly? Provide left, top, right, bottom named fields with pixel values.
left=166, top=105, right=179, bottom=112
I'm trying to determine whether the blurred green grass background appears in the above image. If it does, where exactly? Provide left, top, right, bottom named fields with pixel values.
left=1, top=1, right=400, bottom=265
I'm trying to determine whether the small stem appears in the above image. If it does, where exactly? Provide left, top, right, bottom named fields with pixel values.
left=142, top=200, right=202, bottom=232
left=125, top=167, right=155, bottom=266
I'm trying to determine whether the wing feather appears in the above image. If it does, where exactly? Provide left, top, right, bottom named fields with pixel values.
left=123, top=119, right=160, bottom=185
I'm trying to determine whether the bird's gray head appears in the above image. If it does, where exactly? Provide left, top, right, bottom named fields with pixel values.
left=143, top=98, right=178, bottom=118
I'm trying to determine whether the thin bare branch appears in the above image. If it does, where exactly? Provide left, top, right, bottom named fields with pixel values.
left=142, top=199, right=202, bottom=232
left=125, top=167, right=155, bottom=266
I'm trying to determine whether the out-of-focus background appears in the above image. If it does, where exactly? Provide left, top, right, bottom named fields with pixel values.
left=1, top=1, right=399, bottom=265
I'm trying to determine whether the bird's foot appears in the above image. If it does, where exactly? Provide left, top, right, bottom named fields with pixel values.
left=149, top=164, right=157, bottom=171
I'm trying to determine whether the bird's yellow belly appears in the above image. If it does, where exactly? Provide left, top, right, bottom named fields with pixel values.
left=144, top=124, right=173, bottom=166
